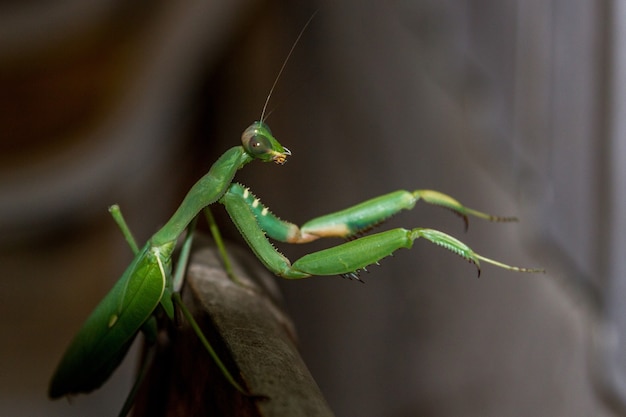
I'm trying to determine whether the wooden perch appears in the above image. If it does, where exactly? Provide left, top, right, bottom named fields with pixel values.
left=131, top=238, right=334, bottom=416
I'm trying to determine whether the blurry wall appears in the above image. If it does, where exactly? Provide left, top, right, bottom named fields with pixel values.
left=2, top=1, right=624, bottom=416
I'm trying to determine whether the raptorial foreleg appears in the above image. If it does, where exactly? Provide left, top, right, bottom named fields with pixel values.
left=220, top=186, right=543, bottom=280
left=227, top=183, right=516, bottom=245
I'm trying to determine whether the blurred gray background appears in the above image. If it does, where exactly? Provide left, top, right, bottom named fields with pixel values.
left=1, top=1, right=624, bottom=416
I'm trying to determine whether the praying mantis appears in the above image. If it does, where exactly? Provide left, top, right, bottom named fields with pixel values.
left=48, top=16, right=543, bottom=416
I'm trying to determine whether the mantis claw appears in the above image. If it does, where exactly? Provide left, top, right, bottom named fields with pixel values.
left=415, top=190, right=518, bottom=232
left=413, top=228, right=544, bottom=276
left=451, top=210, right=470, bottom=232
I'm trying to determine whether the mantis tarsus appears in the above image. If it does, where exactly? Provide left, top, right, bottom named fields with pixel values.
left=48, top=16, right=543, bottom=415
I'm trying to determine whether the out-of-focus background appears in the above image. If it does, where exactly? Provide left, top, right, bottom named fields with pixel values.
left=2, top=1, right=625, bottom=416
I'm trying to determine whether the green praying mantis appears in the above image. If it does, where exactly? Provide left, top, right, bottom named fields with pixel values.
left=48, top=17, right=543, bottom=416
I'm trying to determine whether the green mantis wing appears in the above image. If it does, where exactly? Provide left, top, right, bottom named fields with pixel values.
left=49, top=241, right=174, bottom=398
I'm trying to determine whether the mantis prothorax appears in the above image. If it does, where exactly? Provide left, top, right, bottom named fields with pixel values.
left=48, top=14, right=543, bottom=415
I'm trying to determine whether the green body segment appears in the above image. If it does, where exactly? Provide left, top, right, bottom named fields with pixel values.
left=227, top=183, right=299, bottom=242
left=152, top=147, right=252, bottom=246
left=300, top=190, right=416, bottom=238
left=299, top=189, right=510, bottom=238
left=49, top=241, right=174, bottom=398
left=292, top=228, right=414, bottom=275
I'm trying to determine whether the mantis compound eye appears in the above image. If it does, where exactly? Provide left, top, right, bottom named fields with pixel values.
left=245, top=134, right=272, bottom=156
left=241, top=121, right=291, bottom=164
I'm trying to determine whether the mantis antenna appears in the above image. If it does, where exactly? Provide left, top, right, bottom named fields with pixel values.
left=260, top=10, right=318, bottom=122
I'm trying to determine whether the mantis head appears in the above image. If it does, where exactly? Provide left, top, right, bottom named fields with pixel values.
left=241, top=121, right=291, bottom=165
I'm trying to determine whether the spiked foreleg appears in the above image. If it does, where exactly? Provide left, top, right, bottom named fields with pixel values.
left=299, top=189, right=518, bottom=237
left=222, top=188, right=410, bottom=279
left=220, top=189, right=309, bottom=279
left=292, top=228, right=543, bottom=278
left=226, top=183, right=315, bottom=243
left=221, top=187, right=541, bottom=279
left=226, top=184, right=516, bottom=245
